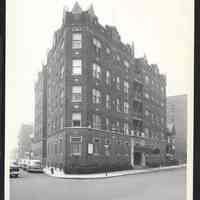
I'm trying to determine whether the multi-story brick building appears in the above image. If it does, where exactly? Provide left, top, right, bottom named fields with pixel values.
left=33, top=3, right=167, bottom=173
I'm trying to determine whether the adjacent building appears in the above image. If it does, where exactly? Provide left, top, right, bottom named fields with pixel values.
left=167, top=94, right=187, bottom=163
left=33, top=3, right=167, bottom=173
left=17, top=124, right=33, bottom=160
left=166, top=123, right=176, bottom=160
left=32, top=67, right=47, bottom=165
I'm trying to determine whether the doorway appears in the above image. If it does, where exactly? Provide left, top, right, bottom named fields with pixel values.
left=134, top=152, right=142, bottom=165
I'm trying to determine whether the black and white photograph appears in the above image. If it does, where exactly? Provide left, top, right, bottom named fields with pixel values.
left=6, top=0, right=194, bottom=200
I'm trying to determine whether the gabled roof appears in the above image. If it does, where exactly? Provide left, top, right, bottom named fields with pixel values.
left=72, top=2, right=82, bottom=14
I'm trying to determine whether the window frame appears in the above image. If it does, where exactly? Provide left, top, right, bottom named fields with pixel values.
left=72, top=86, right=82, bottom=102
left=72, top=59, right=82, bottom=75
left=72, top=32, right=82, bottom=49
left=92, top=88, right=101, bottom=104
left=92, top=63, right=101, bottom=79
left=92, top=114, right=101, bottom=129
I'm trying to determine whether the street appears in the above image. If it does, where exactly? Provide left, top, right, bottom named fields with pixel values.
left=10, top=168, right=186, bottom=200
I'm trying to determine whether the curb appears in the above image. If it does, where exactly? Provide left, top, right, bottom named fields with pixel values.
left=43, top=164, right=186, bottom=180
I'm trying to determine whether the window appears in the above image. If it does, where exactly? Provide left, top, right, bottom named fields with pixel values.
left=59, top=138, right=63, bottom=153
left=92, top=114, right=101, bottom=129
left=55, top=143, right=58, bottom=154
left=161, top=87, right=165, bottom=94
left=60, top=89, right=64, bottom=100
left=116, top=77, right=120, bottom=89
left=106, top=94, right=111, bottom=110
left=60, top=117, right=64, bottom=129
left=70, top=136, right=82, bottom=155
left=151, top=113, right=154, bottom=123
left=60, top=66, right=64, bottom=78
left=93, top=38, right=101, bottom=56
left=105, top=138, right=110, bottom=145
left=72, top=33, right=82, bottom=49
left=72, top=59, right=82, bottom=75
left=92, top=63, right=101, bottom=79
left=111, top=122, right=116, bottom=131
left=72, top=86, right=82, bottom=102
left=124, top=123, right=129, bottom=135
left=92, top=89, right=101, bottom=104
left=124, top=81, right=129, bottom=94
left=145, top=110, right=149, bottom=117
left=124, top=102, right=129, bottom=113
left=93, top=138, right=100, bottom=154
left=116, top=55, right=120, bottom=61
left=116, top=98, right=120, bottom=112
left=112, top=100, right=116, bottom=111
left=93, top=38, right=101, bottom=48
left=61, top=39, right=64, bottom=49
left=144, top=92, right=150, bottom=99
left=47, top=143, right=50, bottom=155
left=106, top=47, right=111, bottom=54
left=161, top=117, right=164, bottom=124
left=144, top=128, right=149, bottom=138
left=124, top=60, right=130, bottom=68
left=145, top=75, right=149, bottom=84
left=116, top=121, right=120, bottom=131
left=105, top=118, right=109, bottom=130
left=106, top=70, right=111, bottom=85
left=72, top=112, right=81, bottom=127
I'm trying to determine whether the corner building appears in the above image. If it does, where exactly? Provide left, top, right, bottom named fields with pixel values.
left=34, top=3, right=167, bottom=173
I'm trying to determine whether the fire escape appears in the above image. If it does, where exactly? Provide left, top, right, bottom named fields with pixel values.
left=131, top=71, right=143, bottom=137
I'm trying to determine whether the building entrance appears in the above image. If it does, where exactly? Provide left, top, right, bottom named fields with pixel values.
left=134, top=152, right=142, bottom=165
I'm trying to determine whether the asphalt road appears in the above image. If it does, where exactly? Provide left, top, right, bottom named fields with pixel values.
left=10, top=168, right=186, bottom=200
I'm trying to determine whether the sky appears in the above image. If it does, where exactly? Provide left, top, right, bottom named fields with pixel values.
left=6, top=0, right=194, bottom=152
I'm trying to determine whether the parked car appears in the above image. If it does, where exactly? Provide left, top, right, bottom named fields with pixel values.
left=10, top=160, right=20, bottom=178
left=26, top=160, right=43, bottom=172
left=19, top=159, right=29, bottom=170
left=18, top=159, right=25, bottom=169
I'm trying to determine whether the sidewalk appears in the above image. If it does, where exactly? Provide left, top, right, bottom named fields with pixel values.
left=43, top=164, right=186, bottom=179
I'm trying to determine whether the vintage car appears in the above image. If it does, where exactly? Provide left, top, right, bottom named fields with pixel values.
left=26, top=160, right=43, bottom=172
left=10, top=160, right=20, bottom=178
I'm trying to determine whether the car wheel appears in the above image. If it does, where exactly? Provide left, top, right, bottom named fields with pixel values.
left=15, top=174, right=18, bottom=178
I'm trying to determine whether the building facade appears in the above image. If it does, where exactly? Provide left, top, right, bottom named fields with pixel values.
left=167, top=94, right=187, bottom=163
left=33, top=3, right=167, bottom=173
